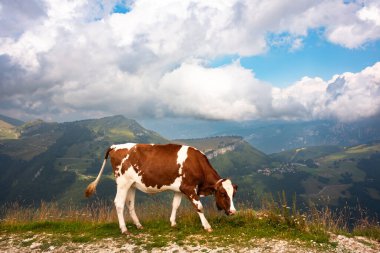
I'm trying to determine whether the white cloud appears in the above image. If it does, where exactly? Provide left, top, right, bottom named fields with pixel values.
left=358, top=2, right=380, bottom=26
left=272, top=62, right=380, bottom=122
left=157, top=61, right=380, bottom=122
left=324, top=62, right=380, bottom=121
left=158, top=61, right=272, bottom=120
left=0, top=0, right=380, bottom=122
left=325, top=1, right=380, bottom=48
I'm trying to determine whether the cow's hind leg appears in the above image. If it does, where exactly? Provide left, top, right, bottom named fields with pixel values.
left=126, top=187, right=143, bottom=229
left=170, top=192, right=182, bottom=227
left=114, top=179, right=133, bottom=234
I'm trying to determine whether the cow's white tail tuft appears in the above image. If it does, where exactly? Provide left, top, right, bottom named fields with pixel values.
left=85, top=149, right=110, bottom=197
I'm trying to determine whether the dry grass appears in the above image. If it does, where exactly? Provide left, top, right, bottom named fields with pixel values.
left=0, top=199, right=203, bottom=225
left=0, top=201, right=115, bottom=224
left=1, top=195, right=379, bottom=243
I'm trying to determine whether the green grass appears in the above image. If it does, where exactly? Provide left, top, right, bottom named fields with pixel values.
left=0, top=203, right=330, bottom=251
left=0, top=211, right=331, bottom=251
left=1, top=197, right=379, bottom=251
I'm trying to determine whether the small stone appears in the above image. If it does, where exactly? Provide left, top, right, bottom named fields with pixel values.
left=30, top=242, right=42, bottom=249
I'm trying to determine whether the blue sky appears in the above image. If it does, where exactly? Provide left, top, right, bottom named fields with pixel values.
left=211, top=29, right=380, bottom=87
left=113, top=0, right=130, bottom=14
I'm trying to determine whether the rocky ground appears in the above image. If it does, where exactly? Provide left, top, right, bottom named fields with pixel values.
left=0, top=232, right=379, bottom=253
left=0, top=234, right=380, bottom=253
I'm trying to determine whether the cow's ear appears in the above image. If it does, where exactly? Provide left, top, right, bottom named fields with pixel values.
left=233, top=184, right=238, bottom=191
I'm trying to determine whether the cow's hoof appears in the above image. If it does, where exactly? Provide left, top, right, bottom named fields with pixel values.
left=205, top=228, right=213, bottom=233
left=121, top=230, right=130, bottom=235
left=136, top=225, right=144, bottom=230
left=171, top=223, right=177, bottom=228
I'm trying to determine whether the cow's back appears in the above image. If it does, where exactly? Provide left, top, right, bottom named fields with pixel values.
left=128, top=144, right=183, bottom=189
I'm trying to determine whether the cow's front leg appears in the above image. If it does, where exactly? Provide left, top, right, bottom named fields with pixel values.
left=193, top=198, right=212, bottom=232
left=182, top=189, right=212, bottom=232
left=126, top=187, right=143, bottom=229
left=114, top=178, right=133, bottom=234
left=170, top=192, right=182, bottom=227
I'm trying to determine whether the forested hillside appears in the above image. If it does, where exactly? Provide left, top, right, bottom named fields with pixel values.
left=0, top=115, right=379, bottom=218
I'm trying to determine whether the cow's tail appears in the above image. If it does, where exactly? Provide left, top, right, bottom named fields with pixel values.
left=85, top=147, right=112, bottom=198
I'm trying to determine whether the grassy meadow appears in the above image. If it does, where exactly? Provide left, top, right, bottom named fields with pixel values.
left=1, top=195, right=379, bottom=251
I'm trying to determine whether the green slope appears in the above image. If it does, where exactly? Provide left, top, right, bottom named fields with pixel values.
left=1, top=115, right=380, bottom=218
left=272, top=141, right=380, bottom=216
left=0, top=120, right=20, bottom=140
left=0, top=115, right=169, bottom=205
left=0, top=114, right=25, bottom=140
left=270, top=145, right=344, bottom=162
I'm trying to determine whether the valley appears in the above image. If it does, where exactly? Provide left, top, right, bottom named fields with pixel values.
left=0, top=114, right=379, bottom=219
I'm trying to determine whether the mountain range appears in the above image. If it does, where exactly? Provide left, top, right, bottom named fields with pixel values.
left=0, top=114, right=379, bottom=218
left=141, top=117, right=380, bottom=153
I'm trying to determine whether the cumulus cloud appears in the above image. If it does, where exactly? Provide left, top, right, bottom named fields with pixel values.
left=324, top=63, right=380, bottom=121
left=158, top=61, right=273, bottom=120
left=0, top=0, right=379, bottom=122
left=157, top=61, right=380, bottom=122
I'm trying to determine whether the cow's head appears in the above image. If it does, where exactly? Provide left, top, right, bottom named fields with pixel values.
left=214, top=179, right=238, bottom=215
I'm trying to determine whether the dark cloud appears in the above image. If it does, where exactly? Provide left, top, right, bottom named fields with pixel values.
left=0, top=0, right=46, bottom=38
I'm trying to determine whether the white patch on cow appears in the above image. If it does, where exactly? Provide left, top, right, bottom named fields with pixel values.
left=114, top=174, right=133, bottom=233
left=191, top=199, right=211, bottom=230
left=170, top=192, right=182, bottom=227
left=176, top=145, right=189, bottom=175
left=198, top=212, right=211, bottom=230
left=192, top=199, right=203, bottom=211
left=222, top=179, right=236, bottom=213
left=111, top=143, right=136, bottom=151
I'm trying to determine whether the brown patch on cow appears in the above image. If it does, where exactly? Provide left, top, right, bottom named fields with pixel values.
left=181, top=147, right=220, bottom=197
left=109, top=148, right=130, bottom=176
left=126, top=144, right=182, bottom=188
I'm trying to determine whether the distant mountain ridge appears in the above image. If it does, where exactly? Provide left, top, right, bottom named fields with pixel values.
left=221, top=118, right=380, bottom=153
left=174, top=136, right=245, bottom=159
left=142, top=117, right=380, bottom=154
left=0, top=114, right=24, bottom=126
left=0, top=114, right=379, bottom=219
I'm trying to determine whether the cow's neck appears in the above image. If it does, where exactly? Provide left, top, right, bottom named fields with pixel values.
left=206, top=169, right=221, bottom=185
left=198, top=167, right=221, bottom=196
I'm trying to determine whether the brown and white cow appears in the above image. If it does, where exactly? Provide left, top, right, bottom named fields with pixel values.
left=85, top=143, right=237, bottom=233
